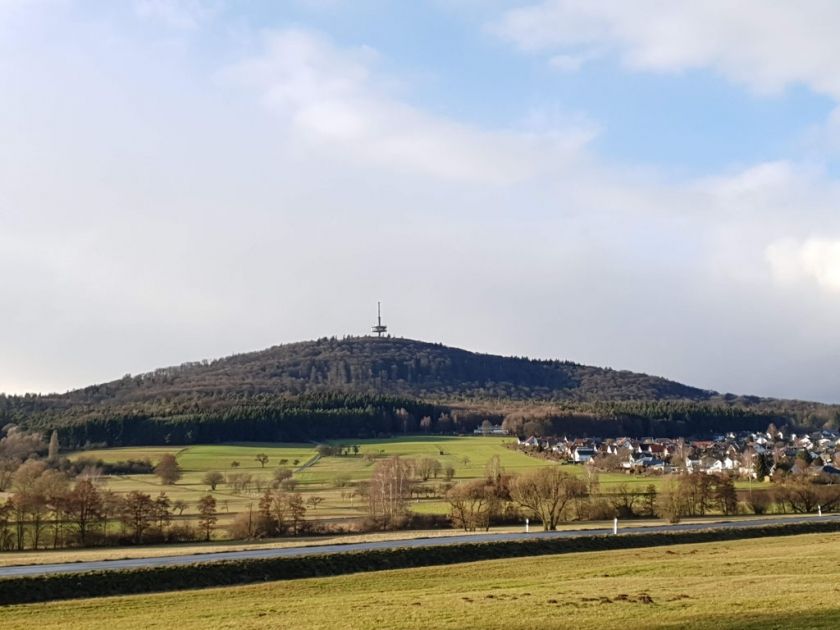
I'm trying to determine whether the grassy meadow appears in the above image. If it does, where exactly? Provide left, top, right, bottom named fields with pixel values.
left=4, top=532, right=839, bottom=629
left=19, top=436, right=762, bottom=532
left=61, top=437, right=557, bottom=524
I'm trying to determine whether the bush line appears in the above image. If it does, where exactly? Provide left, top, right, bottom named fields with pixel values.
left=2, top=521, right=839, bottom=605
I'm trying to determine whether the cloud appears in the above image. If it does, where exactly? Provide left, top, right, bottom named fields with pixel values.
left=494, top=1, right=840, bottom=99
left=767, top=238, right=840, bottom=292
left=549, top=50, right=596, bottom=73
left=221, top=29, right=597, bottom=184
left=5, top=6, right=840, bottom=402
left=134, top=0, right=217, bottom=30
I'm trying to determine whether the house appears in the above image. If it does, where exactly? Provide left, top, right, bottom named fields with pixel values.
left=519, top=436, right=540, bottom=448
left=573, top=447, right=595, bottom=463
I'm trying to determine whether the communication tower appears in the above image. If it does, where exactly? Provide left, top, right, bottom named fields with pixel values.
left=371, top=302, right=388, bottom=337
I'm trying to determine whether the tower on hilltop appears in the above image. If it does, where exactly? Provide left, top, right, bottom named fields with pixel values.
left=371, top=302, right=387, bottom=337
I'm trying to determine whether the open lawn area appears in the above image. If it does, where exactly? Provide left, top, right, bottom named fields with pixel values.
left=4, top=532, right=840, bottom=629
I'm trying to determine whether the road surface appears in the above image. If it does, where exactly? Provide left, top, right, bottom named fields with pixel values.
left=2, top=514, right=837, bottom=578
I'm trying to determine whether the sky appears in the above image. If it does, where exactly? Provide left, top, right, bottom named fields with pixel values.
left=3, top=1, right=840, bottom=402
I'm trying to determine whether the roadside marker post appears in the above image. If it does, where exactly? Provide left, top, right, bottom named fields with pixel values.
left=613, top=517, right=618, bottom=535
left=525, top=518, right=529, bottom=533
left=819, top=505, right=822, bottom=516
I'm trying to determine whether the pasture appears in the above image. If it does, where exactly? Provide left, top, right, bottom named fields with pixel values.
left=57, top=437, right=764, bottom=531
left=4, top=532, right=839, bottom=629
left=66, top=437, right=555, bottom=523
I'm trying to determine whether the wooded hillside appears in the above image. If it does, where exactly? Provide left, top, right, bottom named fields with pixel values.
left=2, top=337, right=837, bottom=445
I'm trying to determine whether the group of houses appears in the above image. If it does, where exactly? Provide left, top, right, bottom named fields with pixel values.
left=515, top=428, right=840, bottom=479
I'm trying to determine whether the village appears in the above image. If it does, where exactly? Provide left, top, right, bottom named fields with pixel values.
left=505, top=426, right=840, bottom=480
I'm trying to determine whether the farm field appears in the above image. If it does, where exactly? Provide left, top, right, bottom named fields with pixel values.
left=5, top=532, right=840, bottom=629
left=55, top=437, right=766, bottom=528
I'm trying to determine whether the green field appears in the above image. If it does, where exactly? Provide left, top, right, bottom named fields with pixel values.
left=4, top=532, right=839, bottom=629
left=63, top=437, right=556, bottom=523
left=56, top=437, right=766, bottom=528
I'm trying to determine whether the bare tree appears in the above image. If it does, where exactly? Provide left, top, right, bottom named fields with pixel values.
left=65, top=479, right=103, bottom=545
left=417, top=457, right=441, bottom=481
left=510, top=467, right=587, bottom=530
left=121, top=491, right=155, bottom=543
left=255, top=453, right=269, bottom=468
left=154, top=454, right=181, bottom=485
left=368, top=456, right=414, bottom=529
left=202, top=471, right=224, bottom=491
left=447, top=480, right=495, bottom=531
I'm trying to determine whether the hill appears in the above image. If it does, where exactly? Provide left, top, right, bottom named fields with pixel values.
left=46, top=336, right=716, bottom=403
left=1, top=337, right=836, bottom=446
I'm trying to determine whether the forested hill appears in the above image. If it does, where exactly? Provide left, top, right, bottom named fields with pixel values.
left=3, top=337, right=837, bottom=446
left=24, top=336, right=716, bottom=405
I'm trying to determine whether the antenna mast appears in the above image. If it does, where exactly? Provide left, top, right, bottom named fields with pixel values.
left=371, top=301, right=388, bottom=337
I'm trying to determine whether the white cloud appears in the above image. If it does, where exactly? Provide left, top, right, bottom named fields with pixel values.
left=494, top=1, right=840, bottom=99
left=549, top=51, right=594, bottom=73
left=134, top=0, right=217, bottom=30
left=767, top=238, right=840, bottom=292
left=5, top=6, right=840, bottom=401
left=221, top=29, right=597, bottom=184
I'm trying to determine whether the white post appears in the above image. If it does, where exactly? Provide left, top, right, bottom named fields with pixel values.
left=819, top=505, right=822, bottom=516
left=525, top=518, right=529, bottom=533
left=613, top=517, right=618, bottom=535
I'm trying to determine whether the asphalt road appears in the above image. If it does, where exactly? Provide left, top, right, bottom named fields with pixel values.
left=3, top=514, right=838, bottom=578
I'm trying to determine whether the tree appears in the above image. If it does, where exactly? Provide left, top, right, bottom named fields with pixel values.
left=122, top=491, right=155, bottom=543
left=606, top=484, right=640, bottom=518
left=11, top=460, right=53, bottom=549
left=306, top=496, right=324, bottom=510
left=230, top=461, right=240, bottom=469
left=368, top=456, right=414, bottom=529
left=417, top=457, right=441, bottom=481
left=657, top=478, right=688, bottom=523
left=196, top=494, right=218, bottom=541
left=153, top=492, right=172, bottom=528
left=173, top=499, right=188, bottom=516
left=714, top=475, right=738, bottom=515
left=754, top=452, right=772, bottom=480
left=510, top=467, right=587, bottom=530
left=65, top=479, right=103, bottom=545
left=447, top=480, right=495, bottom=531
left=48, top=430, right=59, bottom=462
left=273, top=467, right=293, bottom=485
left=641, top=484, right=658, bottom=517
left=419, top=416, right=432, bottom=432
left=202, top=471, right=224, bottom=491
left=775, top=475, right=821, bottom=513
left=255, top=453, right=269, bottom=468
left=484, top=455, right=503, bottom=486
left=286, top=493, right=307, bottom=535
left=443, top=465, right=455, bottom=481
left=154, top=454, right=181, bottom=485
